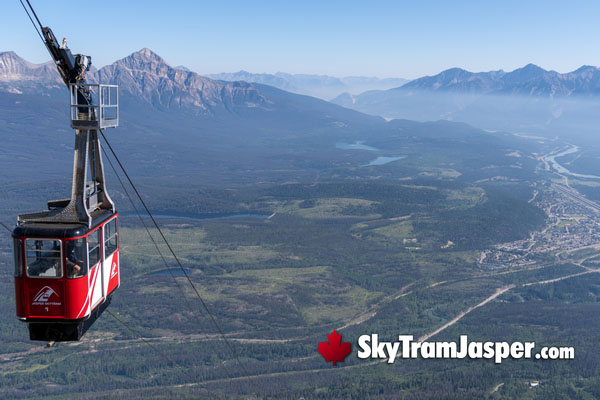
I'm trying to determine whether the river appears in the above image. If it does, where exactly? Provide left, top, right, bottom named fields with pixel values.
left=543, top=145, right=600, bottom=179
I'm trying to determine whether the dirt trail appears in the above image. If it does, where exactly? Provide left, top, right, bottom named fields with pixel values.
left=105, top=263, right=600, bottom=386
left=523, top=269, right=599, bottom=286
left=8, top=264, right=599, bottom=384
left=491, top=382, right=504, bottom=394
left=0, top=332, right=295, bottom=364
left=417, top=285, right=514, bottom=343
left=336, top=282, right=416, bottom=330
left=107, top=284, right=519, bottom=389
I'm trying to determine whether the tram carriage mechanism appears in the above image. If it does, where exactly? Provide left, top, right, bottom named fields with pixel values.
left=12, top=2, right=121, bottom=341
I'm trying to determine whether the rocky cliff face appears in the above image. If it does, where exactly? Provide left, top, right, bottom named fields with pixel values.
left=0, top=48, right=272, bottom=113
left=0, top=51, right=62, bottom=94
left=397, top=63, right=600, bottom=97
left=0, top=51, right=59, bottom=81
left=96, top=48, right=272, bottom=113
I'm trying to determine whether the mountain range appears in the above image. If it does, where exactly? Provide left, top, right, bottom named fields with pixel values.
left=1, top=48, right=541, bottom=191
left=0, top=48, right=394, bottom=188
left=1, top=48, right=396, bottom=134
left=332, top=64, right=600, bottom=138
left=0, top=51, right=62, bottom=93
left=206, top=70, right=407, bottom=100
left=402, top=64, right=600, bottom=96
left=1, top=49, right=277, bottom=115
left=5, top=47, right=600, bottom=143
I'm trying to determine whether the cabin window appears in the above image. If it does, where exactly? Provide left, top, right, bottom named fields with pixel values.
left=88, top=229, right=102, bottom=267
left=25, top=239, right=62, bottom=278
left=66, top=238, right=88, bottom=279
left=13, top=238, right=23, bottom=278
left=104, top=218, right=118, bottom=257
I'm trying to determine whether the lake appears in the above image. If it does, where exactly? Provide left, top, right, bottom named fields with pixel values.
left=364, top=156, right=406, bottom=166
left=335, top=140, right=406, bottom=166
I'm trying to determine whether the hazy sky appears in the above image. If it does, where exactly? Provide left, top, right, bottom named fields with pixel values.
left=4, top=0, right=600, bottom=79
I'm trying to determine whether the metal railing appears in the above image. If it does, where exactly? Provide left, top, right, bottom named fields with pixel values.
left=70, top=83, right=119, bottom=129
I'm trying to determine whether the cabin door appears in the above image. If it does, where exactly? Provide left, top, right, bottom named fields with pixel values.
left=88, top=228, right=105, bottom=309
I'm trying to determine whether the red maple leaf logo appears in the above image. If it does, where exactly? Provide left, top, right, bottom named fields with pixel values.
left=318, top=330, right=352, bottom=366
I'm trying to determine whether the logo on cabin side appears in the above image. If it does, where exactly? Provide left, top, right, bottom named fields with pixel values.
left=32, top=286, right=61, bottom=306
left=110, top=261, right=118, bottom=278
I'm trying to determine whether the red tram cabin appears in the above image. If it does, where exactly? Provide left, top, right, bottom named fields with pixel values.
left=13, top=210, right=120, bottom=341
left=13, top=3, right=122, bottom=341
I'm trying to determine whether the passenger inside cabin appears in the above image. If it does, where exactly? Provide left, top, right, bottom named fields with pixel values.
left=26, top=240, right=61, bottom=277
left=66, top=239, right=86, bottom=278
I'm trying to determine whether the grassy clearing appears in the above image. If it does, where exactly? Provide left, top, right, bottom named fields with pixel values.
left=297, top=198, right=380, bottom=219
left=119, top=225, right=281, bottom=272
left=445, top=187, right=486, bottom=208
left=366, top=220, right=414, bottom=243
left=566, top=247, right=599, bottom=261
left=197, top=245, right=280, bottom=266
left=300, top=285, right=384, bottom=325
left=418, top=167, right=462, bottom=178
left=209, top=266, right=384, bottom=325
left=557, top=219, right=576, bottom=227
left=264, top=197, right=380, bottom=219
left=0, top=363, right=49, bottom=375
left=225, top=265, right=329, bottom=284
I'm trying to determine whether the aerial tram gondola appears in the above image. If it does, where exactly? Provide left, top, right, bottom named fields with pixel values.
left=12, top=1, right=120, bottom=341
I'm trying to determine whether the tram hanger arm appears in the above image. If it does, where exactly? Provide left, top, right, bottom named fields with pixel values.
left=41, top=26, right=92, bottom=87
left=21, top=1, right=92, bottom=89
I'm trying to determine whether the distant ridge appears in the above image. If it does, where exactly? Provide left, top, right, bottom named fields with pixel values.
left=330, top=63, right=600, bottom=137
left=93, top=48, right=272, bottom=112
left=375, top=63, right=600, bottom=97
left=0, top=47, right=386, bottom=142
left=4, top=49, right=600, bottom=138
left=207, top=70, right=408, bottom=100
left=0, top=51, right=63, bottom=94
left=0, top=51, right=59, bottom=82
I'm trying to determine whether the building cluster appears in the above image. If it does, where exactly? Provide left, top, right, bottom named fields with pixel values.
left=479, top=184, right=600, bottom=269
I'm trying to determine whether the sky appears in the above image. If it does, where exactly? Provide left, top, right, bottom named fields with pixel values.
left=3, top=0, right=600, bottom=79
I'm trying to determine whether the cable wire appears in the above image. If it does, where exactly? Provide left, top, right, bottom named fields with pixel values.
left=18, top=0, right=44, bottom=43
left=99, top=130, right=259, bottom=392
left=102, top=147, right=200, bottom=321
left=16, top=0, right=256, bottom=394
left=24, top=0, right=43, bottom=29
left=0, top=222, right=12, bottom=233
left=103, top=147, right=251, bottom=391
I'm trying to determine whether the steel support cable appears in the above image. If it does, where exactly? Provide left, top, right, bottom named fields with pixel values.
left=0, top=222, right=12, bottom=233
left=103, top=150, right=200, bottom=321
left=15, top=0, right=250, bottom=394
left=106, top=309, right=221, bottom=399
left=104, top=150, right=250, bottom=390
left=98, top=130, right=259, bottom=392
left=103, top=149, right=248, bottom=388
left=18, top=0, right=44, bottom=43
left=24, top=0, right=43, bottom=29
